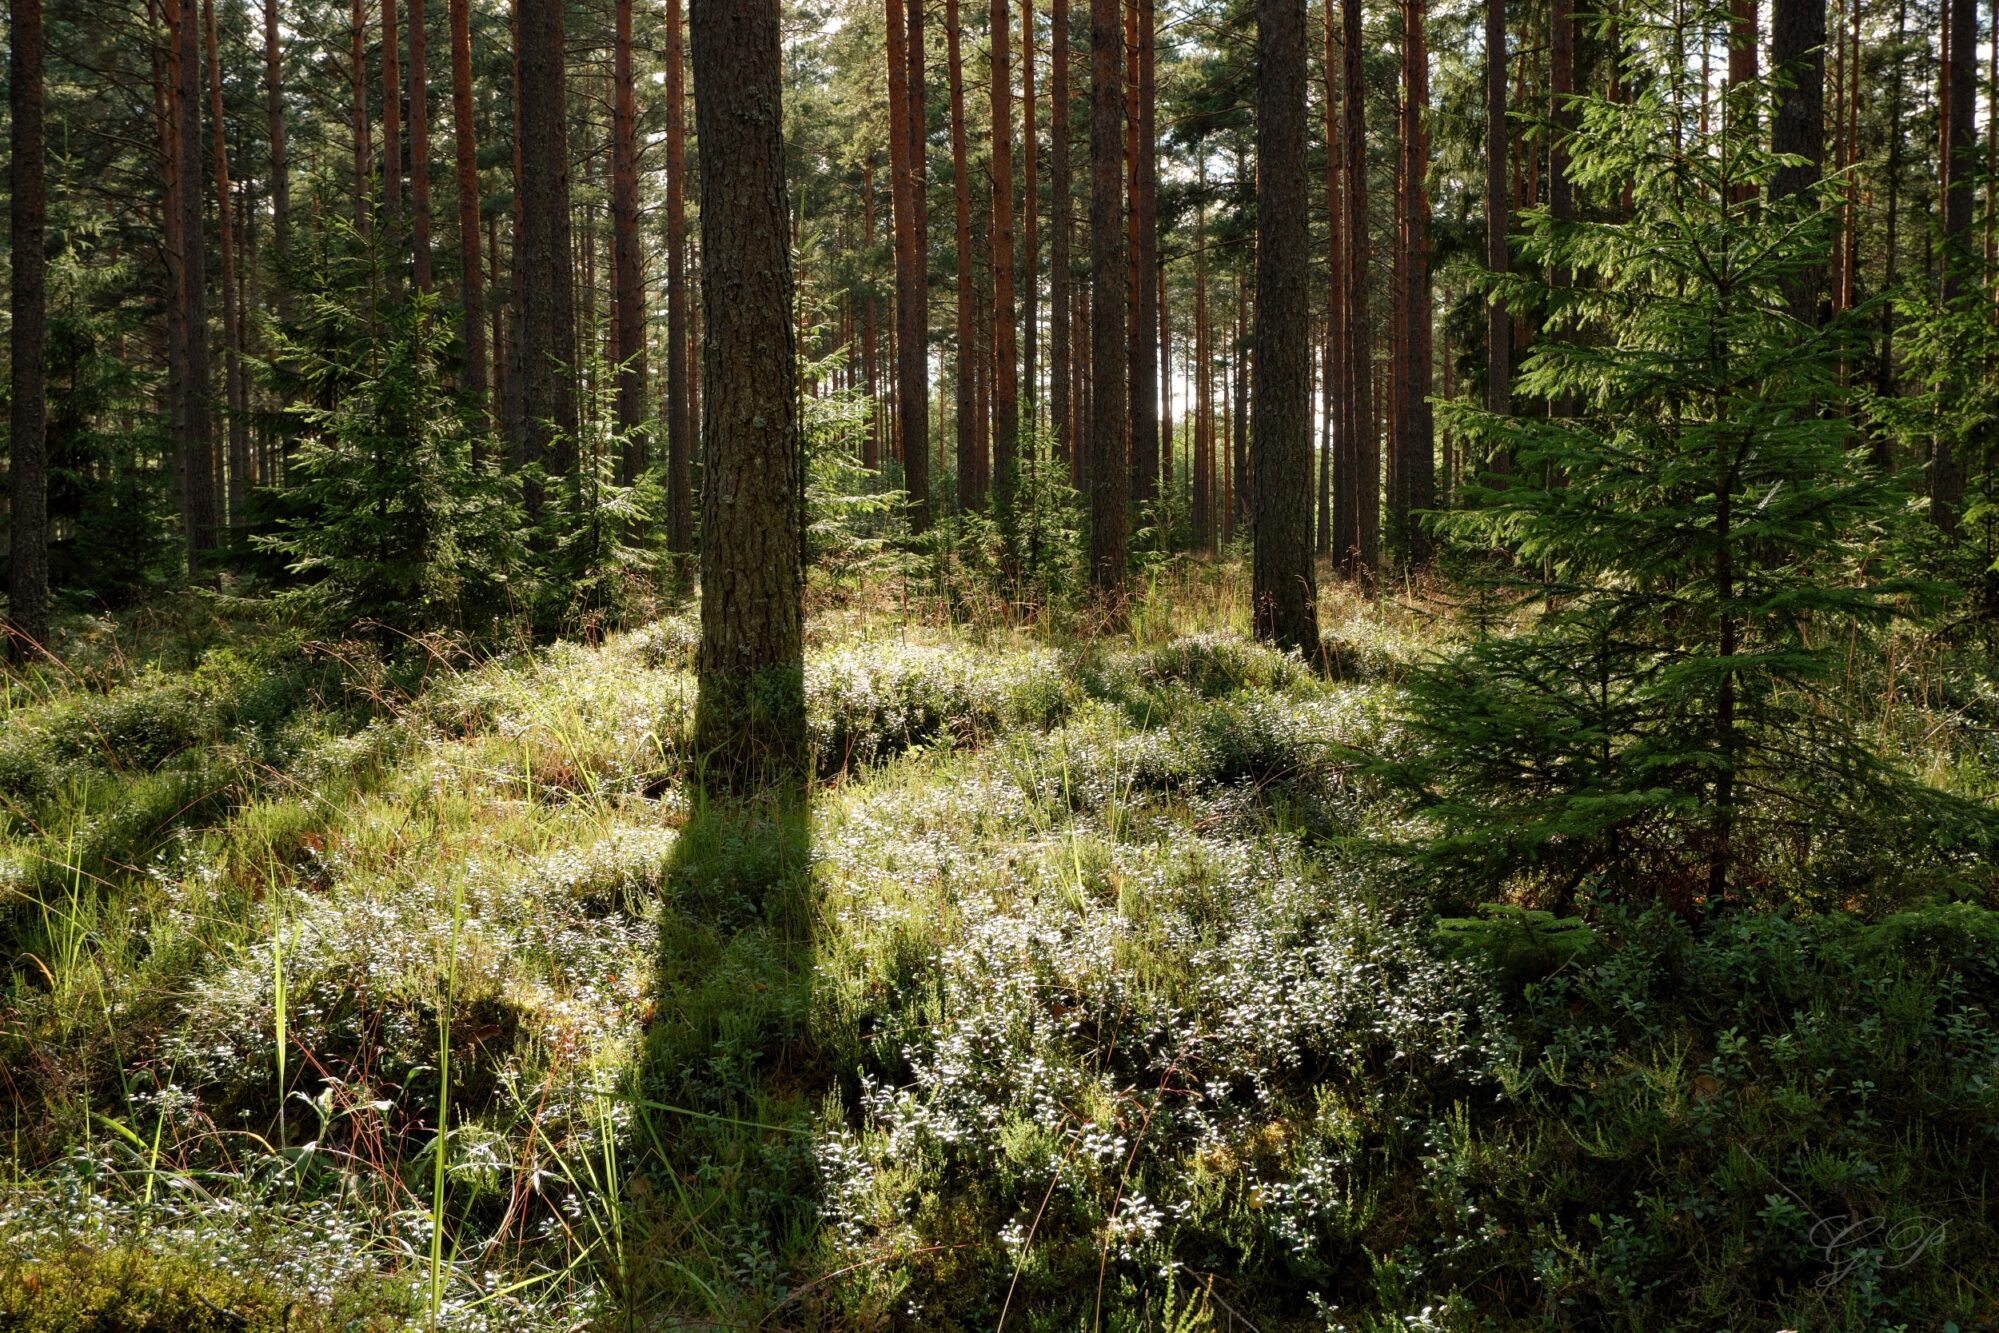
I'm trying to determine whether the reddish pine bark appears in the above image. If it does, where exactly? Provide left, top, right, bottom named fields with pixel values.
left=1089, top=0, right=1127, bottom=596
left=449, top=0, right=487, bottom=408
left=10, top=0, right=48, bottom=656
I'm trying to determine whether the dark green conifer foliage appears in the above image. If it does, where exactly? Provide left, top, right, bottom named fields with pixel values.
left=1408, top=22, right=1933, bottom=912
left=261, top=292, right=520, bottom=638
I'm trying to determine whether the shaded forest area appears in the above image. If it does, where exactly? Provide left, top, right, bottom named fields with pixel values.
left=5, top=0, right=1999, bottom=1324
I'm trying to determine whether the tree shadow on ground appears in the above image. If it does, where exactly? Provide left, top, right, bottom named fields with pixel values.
left=624, top=779, right=821, bottom=1325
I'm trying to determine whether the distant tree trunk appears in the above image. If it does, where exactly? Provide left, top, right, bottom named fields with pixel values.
left=1022, top=0, right=1041, bottom=429
left=264, top=0, right=289, bottom=316
left=9, top=0, right=48, bottom=658
left=1089, top=0, right=1127, bottom=597
left=1549, top=0, right=1574, bottom=298
left=1252, top=0, right=1317, bottom=649
left=177, top=0, right=217, bottom=558
left=1341, top=0, right=1374, bottom=579
left=991, top=0, right=1021, bottom=529
left=1725, top=0, right=1756, bottom=207
left=862, top=157, right=882, bottom=469
left=383, top=0, right=403, bottom=228
left=1933, top=0, right=1977, bottom=529
left=1128, top=0, right=1158, bottom=506
left=886, top=0, right=932, bottom=528
left=449, top=0, right=487, bottom=410
left=205, top=0, right=251, bottom=528
left=1484, top=0, right=1508, bottom=430
left=665, top=0, right=693, bottom=562
left=517, top=0, right=578, bottom=510
left=948, top=0, right=979, bottom=506
left=1393, top=0, right=1434, bottom=564
left=612, top=0, right=646, bottom=481
left=1193, top=186, right=1210, bottom=550
left=690, top=0, right=804, bottom=779
left=1051, top=0, right=1073, bottom=469
left=1322, top=2, right=1343, bottom=557
left=409, top=0, right=433, bottom=289
left=352, top=0, right=371, bottom=235
left=1769, top=0, right=1823, bottom=323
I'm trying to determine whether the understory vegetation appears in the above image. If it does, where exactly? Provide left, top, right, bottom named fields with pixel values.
left=4, top=566, right=1995, bottom=1330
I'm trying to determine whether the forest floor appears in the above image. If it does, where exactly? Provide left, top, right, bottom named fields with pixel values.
left=2, top=563, right=1997, bottom=1331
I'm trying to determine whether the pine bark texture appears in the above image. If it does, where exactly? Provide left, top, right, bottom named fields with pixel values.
left=1484, top=0, right=1508, bottom=423
left=205, top=0, right=251, bottom=527
left=948, top=0, right=979, bottom=506
left=886, top=0, right=932, bottom=526
left=665, top=0, right=693, bottom=561
left=1252, top=0, right=1317, bottom=649
left=612, top=0, right=647, bottom=476
left=690, top=0, right=806, bottom=776
left=177, top=0, right=216, bottom=557
left=1340, top=0, right=1374, bottom=578
left=9, top=0, right=49, bottom=657
left=1128, top=0, right=1158, bottom=505
left=1088, top=0, right=1127, bottom=597
left=517, top=0, right=579, bottom=501
left=991, top=0, right=1021, bottom=522
left=449, top=0, right=487, bottom=408
left=1050, top=0, right=1073, bottom=467
left=409, top=0, right=433, bottom=289
left=1933, top=0, right=1977, bottom=527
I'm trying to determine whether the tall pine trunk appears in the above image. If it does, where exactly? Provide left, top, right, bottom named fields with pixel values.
left=665, top=0, right=693, bottom=562
left=1769, top=0, right=1824, bottom=323
left=1252, top=0, right=1317, bottom=648
left=612, top=0, right=646, bottom=481
left=177, top=0, right=217, bottom=558
left=1933, top=0, right=1977, bottom=528
left=1022, top=0, right=1040, bottom=428
left=204, top=0, right=250, bottom=528
left=887, top=0, right=932, bottom=527
left=409, top=0, right=433, bottom=289
left=383, top=0, right=403, bottom=229
left=1393, top=0, right=1433, bottom=563
left=948, top=0, right=978, bottom=506
left=9, top=0, right=48, bottom=657
left=449, top=0, right=486, bottom=410
left=991, top=0, right=1021, bottom=527
left=1484, top=0, right=1508, bottom=430
left=690, top=0, right=805, bottom=778
left=1340, top=0, right=1374, bottom=578
left=351, top=0, right=371, bottom=236
left=1128, top=0, right=1158, bottom=505
left=1088, top=0, right=1127, bottom=597
left=517, top=0, right=578, bottom=511
left=1050, top=0, right=1073, bottom=469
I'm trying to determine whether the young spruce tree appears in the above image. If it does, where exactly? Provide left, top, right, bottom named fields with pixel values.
left=1407, top=18, right=1930, bottom=915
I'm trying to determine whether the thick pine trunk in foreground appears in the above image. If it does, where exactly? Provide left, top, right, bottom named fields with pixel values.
left=449, top=0, right=487, bottom=410
left=1769, top=0, right=1824, bottom=323
left=1252, top=0, right=1317, bottom=649
left=1933, top=0, right=1977, bottom=529
left=10, top=0, right=48, bottom=658
left=691, top=0, right=805, bottom=778
left=1088, top=0, right=1128, bottom=599
left=1392, top=0, right=1434, bottom=564
left=517, top=0, right=579, bottom=506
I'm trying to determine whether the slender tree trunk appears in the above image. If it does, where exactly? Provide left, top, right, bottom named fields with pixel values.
left=1089, top=0, right=1128, bottom=597
left=1322, top=2, right=1343, bottom=557
left=383, top=0, right=403, bottom=229
left=449, top=0, right=487, bottom=409
left=205, top=0, right=251, bottom=528
left=862, top=157, right=882, bottom=469
left=948, top=0, right=978, bottom=506
left=264, top=0, right=289, bottom=315
left=409, top=0, right=433, bottom=289
left=887, top=0, right=932, bottom=528
left=1550, top=0, right=1574, bottom=300
left=1252, top=0, right=1317, bottom=647
left=1193, top=189, right=1210, bottom=550
left=612, top=0, right=646, bottom=480
left=1128, top=0, right=1158, bottom=506
left=1051, top=0, right=1073, bottom=469
left=9, top=0, right=48, bottom=658
left=690, top=0, right=805, bottom=778
left=1022, top=0, right=1041, bottom=430
left=1341, top=0, right=1374, bottom=579
left=352, top=0, right=371, bottom=235
left=991, top=0, right=1021, bottom=529
left=665, top=0, right=693, bottom=561
left=1933, top=0, right=1977, bottom=528
left=1484, top=0, right=1508, bottom=432
left=177, top=0, right=217, bottom=558
left=1394, top=0, right=1433, bottom=563
left=518, top=0, right=578, bottom=511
